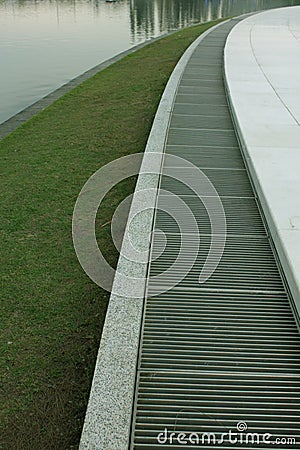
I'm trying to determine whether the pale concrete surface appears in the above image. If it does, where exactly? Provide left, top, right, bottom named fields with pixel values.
left=224, top=6, right=300, bottom=314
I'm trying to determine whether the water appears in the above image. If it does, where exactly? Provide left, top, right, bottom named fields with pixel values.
left=0, top=0, right=299, bottom=124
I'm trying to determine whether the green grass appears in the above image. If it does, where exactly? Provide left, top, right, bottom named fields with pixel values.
left=0, top=19, right=222, bottom=449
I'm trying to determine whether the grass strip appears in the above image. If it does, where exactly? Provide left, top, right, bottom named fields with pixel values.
left=0, top=19, right=222, bottom=449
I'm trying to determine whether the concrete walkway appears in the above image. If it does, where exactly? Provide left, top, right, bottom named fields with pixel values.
left=225, top=6, right=300, bottom=317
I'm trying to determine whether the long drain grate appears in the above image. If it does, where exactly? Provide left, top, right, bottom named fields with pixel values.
left=130, top=19, right=300, bottom=449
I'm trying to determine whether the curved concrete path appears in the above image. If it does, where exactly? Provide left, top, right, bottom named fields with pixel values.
left=225, top=6, right=300, bottom=316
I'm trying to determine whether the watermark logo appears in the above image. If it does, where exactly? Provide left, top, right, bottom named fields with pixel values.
left=157, top=422, right=297, bottom=446
left=72, top=152, right=226, bottom=297
left=236, top=421, right=248, bottom=432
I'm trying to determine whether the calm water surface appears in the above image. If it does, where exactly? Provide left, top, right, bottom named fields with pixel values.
left=0, top=0, right=299, bottom=124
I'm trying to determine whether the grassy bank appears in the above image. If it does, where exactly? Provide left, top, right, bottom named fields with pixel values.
left=0, top=19, right=222, bottom=449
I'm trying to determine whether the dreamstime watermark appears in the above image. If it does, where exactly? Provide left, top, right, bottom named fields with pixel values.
left=156, top=422, right=297, bottom=446
left=72, top=152, right=226, bottom=297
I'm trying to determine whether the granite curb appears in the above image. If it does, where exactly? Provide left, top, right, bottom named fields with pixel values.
left=79, top=19, right=230, bottom=450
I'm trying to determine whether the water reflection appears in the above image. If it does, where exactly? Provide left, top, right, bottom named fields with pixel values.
left=2, top=0, right=299, bottom=42
left=0, top=0, right=299, bottom=124
left=130, top=0, right=300, bottom=38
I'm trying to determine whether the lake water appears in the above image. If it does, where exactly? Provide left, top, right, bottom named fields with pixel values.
left=1, top=0, right=299, bottom=124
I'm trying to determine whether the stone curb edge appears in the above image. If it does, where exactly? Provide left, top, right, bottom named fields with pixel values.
left=79, top=19, right=230, bottom=450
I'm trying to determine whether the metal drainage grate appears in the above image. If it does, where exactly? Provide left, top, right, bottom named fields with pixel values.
left=130, top=19, right=300, bottom=450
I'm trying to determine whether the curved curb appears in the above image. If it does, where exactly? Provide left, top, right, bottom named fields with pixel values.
left=79, top=19, right=229, bottom=450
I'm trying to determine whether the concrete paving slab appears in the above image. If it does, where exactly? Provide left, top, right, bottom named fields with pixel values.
left=224, top=6, right=300, bottom=311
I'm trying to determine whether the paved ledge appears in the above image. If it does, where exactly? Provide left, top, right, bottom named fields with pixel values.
left=0, top=29, right=193, bottom=141
left=224, top=6, right=300, bottom=317
left=79, top=20, right=228, bottom=450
